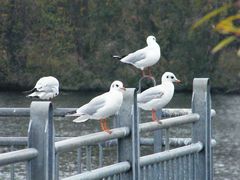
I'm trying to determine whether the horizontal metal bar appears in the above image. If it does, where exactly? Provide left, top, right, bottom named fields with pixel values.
left=0, top=108, right=216, bottom=117
left=139, top=114, right=200, bottom=133
left=55, top=127, right=130, bottom=153
left=0, top=137, right=70, bottom=146
left=0, top=108, right=75, bottom=117
left=140, top=137, right=192, bottom=146
left=141, top=138, right=217, bottom=147
left=140, top=142, right=203, bottom=166
left=0, top=136, right=217, bottom=148
left=62, top=161, right=131, bottom=180
left=0, top=148, right=38, bottom=166
left=161, top=108, right=216, bottom=118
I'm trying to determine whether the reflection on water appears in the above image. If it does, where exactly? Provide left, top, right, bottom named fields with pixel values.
left=0, top=91, right=239, bottom=179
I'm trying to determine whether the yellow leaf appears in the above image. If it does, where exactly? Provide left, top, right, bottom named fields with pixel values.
left=211, top=36, right=236, bottom=54
left=191, top=4, right=232, bottom=30
left=214, top=14, right=240, bottom=35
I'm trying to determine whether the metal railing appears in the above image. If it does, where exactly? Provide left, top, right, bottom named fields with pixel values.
left=0, top=78, right=215, bottom=180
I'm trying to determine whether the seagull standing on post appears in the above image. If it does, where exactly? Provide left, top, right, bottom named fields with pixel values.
left=25, top=76, right=59, bottom=100
left=66, top=80, right=126, bottom=134
left=113, top=35, right=161, bottom=76
left=137, top=72, right=180, bottom=123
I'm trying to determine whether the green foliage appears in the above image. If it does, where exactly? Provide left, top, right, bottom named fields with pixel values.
left=0, top=0, right=239, bottom=91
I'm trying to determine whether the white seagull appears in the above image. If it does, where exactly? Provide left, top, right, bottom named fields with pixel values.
left=25, top=76, right=59, bottom=100
left=137, top=72, right=180, bottom=123
left=66, top=80, right=126, bottom=134
left=113, top=35, right=161, bottom=76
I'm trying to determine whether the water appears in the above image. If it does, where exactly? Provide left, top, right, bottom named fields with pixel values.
left=0, top=91, right=239, bottom=179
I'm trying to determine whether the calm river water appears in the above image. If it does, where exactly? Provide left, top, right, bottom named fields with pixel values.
left=0, top=91, right=239, bottom=180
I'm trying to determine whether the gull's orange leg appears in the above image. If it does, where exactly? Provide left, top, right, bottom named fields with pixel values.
left=147, top=67, right=152, bottom=76
left=103, top=119, right=112, bottom=134
left=152, top=110, right=162, bottom=124
left=100, top=119, right=105, bottom=131
left=152, top=110, right=157, bottom=122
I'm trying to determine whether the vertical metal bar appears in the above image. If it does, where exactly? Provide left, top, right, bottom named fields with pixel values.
left=10, top=146, right=15, bottom=180
left=164, top=161, right=168, bottom=180
left=143, top=166, right=147, bottom=180
left=117, top=88, right=140, bottom=180
left=55, top=153, right=59, bottom=180
left=174, top=158, right=178, bottom=180
left=154, top=110, right=163, bottom=152
left=165, top=128, right=170, bottom=150
left=185, top=155, right=189, bottom=180
left=26, top=161, right=30, bottom=180
left=98, top=144, right=103, bottom=167
left=189, top=154, right=193, bottom=180
left=172, top=159, right=175, bottom=180
left=169, top=159, right=172, bottom=180
left=153, top=110, right=163, bottom=180
left=160, top=161, right=164, bottom=180
left=180, top=156, right=184, bottom=180
left=176, top=158, right=179, bottom=180
left=192, top=78, right=212, bottom=180
left=86, top=146, right=92, bottom=171
left=153, top=163, right=158, bottom=180
left=28, top=101, right=54, bottom=180
left=77, top=147, right=82, bottom=173
left=147, top=165, right=151, bottom=180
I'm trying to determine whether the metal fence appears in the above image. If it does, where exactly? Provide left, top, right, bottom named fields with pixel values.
left=0, top=78, right=215, bottom=180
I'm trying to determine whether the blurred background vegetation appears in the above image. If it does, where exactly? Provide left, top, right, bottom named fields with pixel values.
left=0, top=0, right=240, bottom=92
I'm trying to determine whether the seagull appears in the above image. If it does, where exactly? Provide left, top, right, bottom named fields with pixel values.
left=113, top=35, right=161, bottom=76
left=66, top=80, right=126, bottom=134
left=25, top=76, right=59, bottom=100
left=137, top=72, right=180, bottom=123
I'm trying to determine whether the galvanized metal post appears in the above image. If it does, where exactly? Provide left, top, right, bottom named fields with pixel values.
left=117, top=88, right=140, bottom=180
left=192, top=78, right=212, bottom=180
left=28, top=101, right=55, bottom=180
left=154, top=110, right=163, bottom=152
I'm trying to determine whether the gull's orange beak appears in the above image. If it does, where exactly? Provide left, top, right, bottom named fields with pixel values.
left=175, top=79, right=181, bottom=83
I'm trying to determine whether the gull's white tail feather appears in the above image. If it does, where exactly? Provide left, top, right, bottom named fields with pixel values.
left=72, top=115, right=90, bottom=123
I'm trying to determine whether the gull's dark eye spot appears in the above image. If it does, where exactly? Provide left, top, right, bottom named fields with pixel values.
left=167, top=76, right=169, bottom=78
left=171, top=76, right=174, bottom=79
left=116, top=84, right=119, bottom=87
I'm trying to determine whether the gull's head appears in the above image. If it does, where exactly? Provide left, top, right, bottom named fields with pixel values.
left=110, top=80, right=126, bottom=92
left=146, top=35, right=157, bottom=45
left=161, top=72, right=181, bottom=83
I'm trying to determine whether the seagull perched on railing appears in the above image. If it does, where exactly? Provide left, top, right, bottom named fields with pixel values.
left=24, top=76, right=59, bottom=100
left=137, top=72, right=180, bottom=123
left=66, top=80, right=126, bottom=134
left=113, top=35, right=161, bottom=76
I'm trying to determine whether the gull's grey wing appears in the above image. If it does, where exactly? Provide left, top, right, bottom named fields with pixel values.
left=121, top=48, right=146, bottom=64
left=137, top=88, right=164, bottom=103
left=77, top=93, right=107, bottom=115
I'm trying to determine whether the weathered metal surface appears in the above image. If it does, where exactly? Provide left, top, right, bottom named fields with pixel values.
left=62, top=161, right=131, bottom=180
left=192, top=78, right=213, bottom=180
left=0, top=148, right=38, bottom=166
left=139, top=113, right=199, bottom=133
left=117, top=88, right=140, bottom=180
left=55, top=127, right=130, bottom=153
left=28, top=101, right=55, bottom=180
